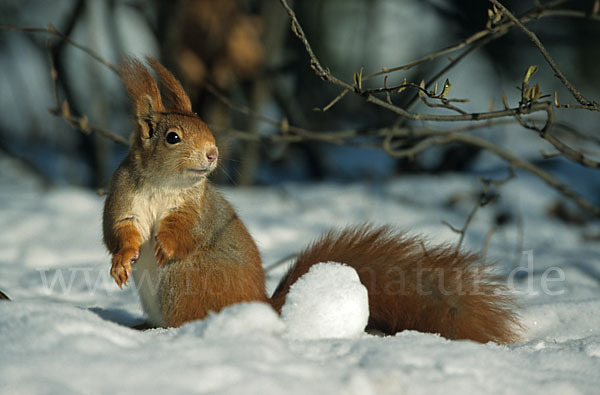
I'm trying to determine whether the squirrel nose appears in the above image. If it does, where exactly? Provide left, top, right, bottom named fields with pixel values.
left=206, top=147, right=218, bottom=163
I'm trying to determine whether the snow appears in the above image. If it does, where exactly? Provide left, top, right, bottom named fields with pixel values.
left=281, top=262, right=369, bottom=340
left=1, top=153, right=600, bottom=394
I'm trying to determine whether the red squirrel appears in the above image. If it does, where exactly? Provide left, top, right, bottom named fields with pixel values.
left=103, top=57, right=520, bottom=344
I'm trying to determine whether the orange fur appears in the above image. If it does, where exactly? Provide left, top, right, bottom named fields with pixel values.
left=107, top=220, right=142, bottom=288
left=120, top=58, right=164, bottom=122
left=155, top=187, right=268, bottom=327
left=105, top=219, right=142, bottom=254
left=154, top=203, right=200, bottom=266
left=271, top=225, right=520, bottom=344
left=160, top=238, right=268, bottom=327
left=146, top=57, right=192, bottom=112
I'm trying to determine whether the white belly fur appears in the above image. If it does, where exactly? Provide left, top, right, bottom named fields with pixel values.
left=127, top=182, right=204, bottom=327
left=132, top=240, right=165, bottom=327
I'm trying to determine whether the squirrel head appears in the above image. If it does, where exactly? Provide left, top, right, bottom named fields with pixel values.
left=120, top=57, right=218, bottom=188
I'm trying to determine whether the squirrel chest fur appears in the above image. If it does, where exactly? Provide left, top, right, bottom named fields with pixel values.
left=130, top=182, right=267, bottom=328
left=103, top=57, right=520, bottom=343
left=128, top=183, right=186, bottom=327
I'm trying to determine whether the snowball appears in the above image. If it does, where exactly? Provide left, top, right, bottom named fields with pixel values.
left=281, top=262, right=369, bottom=340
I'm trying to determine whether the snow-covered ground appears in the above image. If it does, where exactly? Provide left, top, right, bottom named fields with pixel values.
left=1, top=153, right=600, bottom=395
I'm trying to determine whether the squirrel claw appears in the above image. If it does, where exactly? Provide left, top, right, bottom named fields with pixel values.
left=154, top=244, right=168, bottom=266
left=111, top=248, right=139, bottom=288
left=110, top=270, right=122, bottom=289
left=154, top=234, right=174, bottom=266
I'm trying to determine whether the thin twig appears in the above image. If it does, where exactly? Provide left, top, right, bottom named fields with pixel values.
left=44, top=35, right=128, bottom=145
left=277, top=2, right=353, bottom=91
left=363, top=0, right=572, bottom=80
left=489, top=0, right=600, bottom=110
left=443, top=169, right=515, bottom=251
left=0, top=24, right=119, bottom=75
left=368, top=93, right=552, bottom=122
left=381, top=124, right=600, bottom=216
left=517, top=107, right=600, bottom=168
left=205, top=83, right=352, bottom=144
left=319, top=89, right=350, bottom=112
left=481, top=226, right=496, bottom=259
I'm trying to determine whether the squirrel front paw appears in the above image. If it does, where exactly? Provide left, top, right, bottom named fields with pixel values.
left=154, top=211, right=196, bottom=266
left=110, top=248, right=139, bottom=288
left=154, top=232, right=176, bottom=267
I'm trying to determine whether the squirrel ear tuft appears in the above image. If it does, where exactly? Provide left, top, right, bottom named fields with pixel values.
left=146, top=57, right=192, bottom=113
left=120, top=58, right=164, bottom=140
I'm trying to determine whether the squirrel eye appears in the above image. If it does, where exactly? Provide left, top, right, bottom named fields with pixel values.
left=166, top=131, right=181, bottom=145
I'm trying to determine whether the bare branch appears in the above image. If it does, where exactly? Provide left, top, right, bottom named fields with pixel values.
left=443, top=169, right=514, bottom=252
left=363, top=0, right=573, bottom=80
left=278, top=0, right=600, bottom=216
left=277, top=2, right=353, bottom=91
left=44, top=35, right=128, bottom=145
left=489, top=0, right=600, bottom=111
left=0, top=24, right=119, bottom=75
left=4, top=10, right=600, bottom=217
left=516, top=106, right=600, bottom=169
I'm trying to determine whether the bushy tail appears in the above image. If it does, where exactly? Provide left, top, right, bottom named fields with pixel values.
left=270, top=225, right=520, bottom=344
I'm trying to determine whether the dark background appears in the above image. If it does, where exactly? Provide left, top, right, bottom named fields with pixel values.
left=0, top=0, right=599, bottom=201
